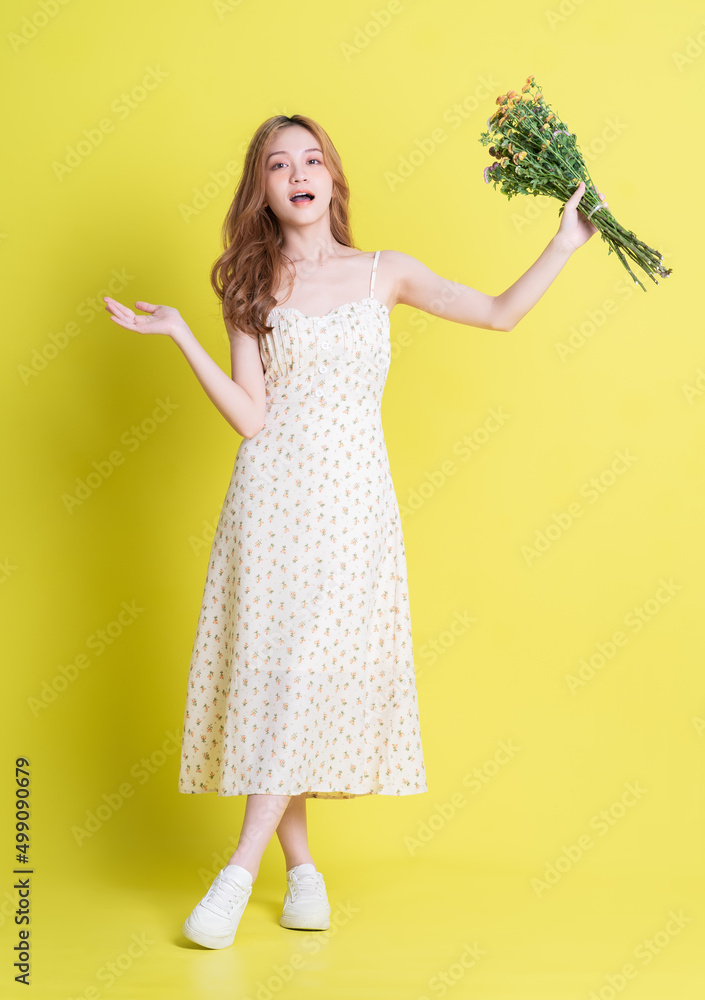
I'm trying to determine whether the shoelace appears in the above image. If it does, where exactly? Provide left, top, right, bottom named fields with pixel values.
left=202, top=873, right=249, bottom=916
left=289, top=872, right=326, bottom=901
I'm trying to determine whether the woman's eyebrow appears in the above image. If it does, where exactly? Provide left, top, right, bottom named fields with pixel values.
left=265, top=147, right=323, bottom=160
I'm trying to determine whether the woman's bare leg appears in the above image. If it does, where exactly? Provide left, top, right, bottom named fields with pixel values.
left=226, top=794, right=291, bottom=881
left=275, top=792, right=317, bottom=870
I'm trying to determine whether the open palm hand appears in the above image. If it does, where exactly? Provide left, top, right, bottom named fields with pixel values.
left=103, top=297, right=187, bottom=338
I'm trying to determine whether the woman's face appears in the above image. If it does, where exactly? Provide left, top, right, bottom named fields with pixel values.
left=262, top=124, right=334, bottom=225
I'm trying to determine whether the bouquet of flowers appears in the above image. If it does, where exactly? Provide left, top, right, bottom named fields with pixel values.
left=479, top=76, right=672, bottom=291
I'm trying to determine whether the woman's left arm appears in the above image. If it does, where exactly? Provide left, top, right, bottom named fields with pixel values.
left=492, top=181, right=607, bottom=331
left=391, top=181, right=606, bottom=332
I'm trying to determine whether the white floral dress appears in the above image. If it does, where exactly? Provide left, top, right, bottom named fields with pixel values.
left=178, top=250, right=428, bottom=799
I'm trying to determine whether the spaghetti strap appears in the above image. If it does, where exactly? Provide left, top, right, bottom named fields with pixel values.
left=369, top=249, right=380, bottom=300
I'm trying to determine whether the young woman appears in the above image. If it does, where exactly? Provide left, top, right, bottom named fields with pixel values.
left=103, top=114, right=606, bottom=949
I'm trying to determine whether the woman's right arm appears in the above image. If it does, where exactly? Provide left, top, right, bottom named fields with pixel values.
left=171, top=319, right=266, bottom=439
left=104, top=297, right=266, bottom=439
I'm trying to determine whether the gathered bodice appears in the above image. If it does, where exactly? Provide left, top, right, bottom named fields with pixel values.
left=258, top=295, right=391, bottom=409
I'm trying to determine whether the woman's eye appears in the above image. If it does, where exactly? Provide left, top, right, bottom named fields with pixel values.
left=270, top=158, right=321, bottom=170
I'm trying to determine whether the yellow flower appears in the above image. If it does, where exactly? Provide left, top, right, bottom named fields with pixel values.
left=517, top=150, right=527, bottom=161
left=498, top=115, right=508, bottom=126
left=500, top=157, right=509, bottom=168
left=546, top=112, right=555, bottom=122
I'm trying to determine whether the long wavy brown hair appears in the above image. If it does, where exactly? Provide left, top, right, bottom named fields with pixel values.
left=210, top=115, right=357, bottom=339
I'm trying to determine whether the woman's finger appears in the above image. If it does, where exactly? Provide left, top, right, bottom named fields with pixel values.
left=104, top=296, right=128, bottom=310
left=109, top=315, right=137, bottom=330
left=104, top=297, right=134, bottom=321
left=110, top=306, right=135, bottom=323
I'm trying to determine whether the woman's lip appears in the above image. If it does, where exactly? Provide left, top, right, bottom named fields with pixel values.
left=290, top=196, right=315, bottom=205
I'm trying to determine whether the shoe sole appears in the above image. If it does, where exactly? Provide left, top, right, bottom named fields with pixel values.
left=280, top=910, right=331, bottom=931
left=182, top=916, right=236, bottom=949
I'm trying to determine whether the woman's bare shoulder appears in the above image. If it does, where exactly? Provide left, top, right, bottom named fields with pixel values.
left=376, top=249, right=425, bottom=310
left=377, top=249, right=499, bottom=329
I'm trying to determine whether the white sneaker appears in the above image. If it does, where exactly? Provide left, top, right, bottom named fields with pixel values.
left=280, top=863, right=331, bottom=930
left=182, top=864, right=253, bottom=949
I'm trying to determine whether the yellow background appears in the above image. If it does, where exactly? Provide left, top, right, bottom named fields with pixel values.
left=2, top=0, right=703, bottom=996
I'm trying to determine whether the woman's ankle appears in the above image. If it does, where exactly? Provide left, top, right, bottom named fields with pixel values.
left=226, top=855, right=258, bottom=881
left=285, top=856, right=316, bottom=871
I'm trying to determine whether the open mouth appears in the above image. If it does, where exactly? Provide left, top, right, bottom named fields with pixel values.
left=290, top=192, right=314, bottom=203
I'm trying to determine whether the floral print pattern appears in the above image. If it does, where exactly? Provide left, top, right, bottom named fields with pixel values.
left=178, top=251, right=428, bottom=799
